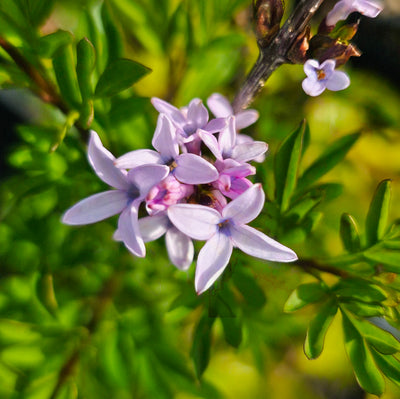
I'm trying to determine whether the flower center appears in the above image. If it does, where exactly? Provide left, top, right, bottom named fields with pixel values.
left=317, top=69, right=326, bottom=80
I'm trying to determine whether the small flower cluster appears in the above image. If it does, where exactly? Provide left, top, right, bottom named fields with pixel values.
left=63, top=94, right=297, bottom=294
left=301, top=0, right=383, bottom=96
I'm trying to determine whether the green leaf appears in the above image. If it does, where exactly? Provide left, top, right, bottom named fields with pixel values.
left=17, top=0, right=55, bottom=27
left=274, top=120, right=307, bottom=212
left=365, top=179, right=392, bottom=247
left=343, top=301, right=385, bottom=318
left=52, top=42, right=82, bottom=109
left=372, top=351, right=400, bottom=388
left=232, top=268, right=266, bottom=309
left=215, top=295, right=242, bottom=348
left=340, top=213, right=361, bottom=253
left=76, top=37, right=96, bottom=100
left=101, top=1, right=124, bottom=63
left=333, top=278, right=387, bottom=303
left=95, top=58, right=151, bottom=98
left=296, top=132, right=360, bottom=193
left=363, top=247, right=400, bottom=273
left=304, top=299, right=338, bottom=359
left=37, top=30, right=73, bottom=58
left=342, top=312, right=385, bottom=396
left=35, top=272, right=58, bottom=317
left=284, top=282, right=328, bottom=312
left=191, top=314, right=214, bottom=379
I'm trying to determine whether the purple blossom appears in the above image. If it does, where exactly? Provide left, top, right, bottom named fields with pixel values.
left=168, top=184, right=298, bottom=294
left=302, top=59, right=350, bottom=97
left=326, top=0, right=383, bottom=27
left=62, top=131, right=169, bottom=257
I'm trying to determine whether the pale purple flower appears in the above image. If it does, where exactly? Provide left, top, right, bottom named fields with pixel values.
left=207, top=93, right=259, bottom=130
left=326, top=0, right=383, bottom=27
left=302, top=59, right=350, bottom=97
left=168, top=184, right=298, bottom=294
left=62, top=131, right=169, bottom=257
left=115, top=115, right=219, bottom=184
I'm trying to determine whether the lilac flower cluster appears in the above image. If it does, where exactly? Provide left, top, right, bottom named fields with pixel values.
left=302, top=0, right=383, bottom=96
left=63, top=94, right=297, bottom=294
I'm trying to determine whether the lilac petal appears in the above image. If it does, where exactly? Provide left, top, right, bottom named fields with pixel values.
left=219, top=116, right=236, bottom=158
left=165, top=226, right=194, bottom=270
left=151, top=97, right=186, bottom=126
left=302, top=77, right=326, bottom=97
left=168, top=204, right=220, bottom=240
left=223, top=183, right=264, bottom=224
left=320, top=59, right=336, bottom=77
left=115, top=149, right=163, bottom=169
left=198, top=130, right=222, bottom=160
left=88, top=131, right=129, bottom=190
left=207, top=93, right=232, bottom=117
left=204, top=118, right=227, bottom=133
left=222, top=161, right=255, bottom=178
left=230, top=224, right=297, bottom=262
left=326, top=70, right=351, bottom=91
left=195, top=232, right=233, bottom=294
left=174, top=153, right=218, bottom=184
left=127, top=164, right=169, bottom=198
left=303, top=59, right=320, bottom=77
left=62, top=190, right=127, bottom=225
left=231, top=141, right=268, bottom=163
left=138, top=213, right=169, bottom=242
left=187, top=98, right=209, bottom=130
left=326, top=1, right=353, bottom=25
left=118, top=204, right=145, bottom=257
left=152, top=114, right=179, bottom=161
left=354, top=0, right=382, bottom=18
left=236, top=134, right=266, bottom=162
left=227, top=178, right=253, bottom=199
left=235, top=110, right=259, bottom=129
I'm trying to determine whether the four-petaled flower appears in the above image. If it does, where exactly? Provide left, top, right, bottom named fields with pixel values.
left=302, top=59, right=350, bottom=97
left=168, top=184, right=297, bottom=294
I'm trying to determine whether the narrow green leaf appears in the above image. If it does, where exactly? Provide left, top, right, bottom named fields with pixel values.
left=333, top=278, right=387, bottom=303
left=304, top=298, right=338, bottom=359
left=49, top=111, right=79, bottom=152
left=340, top=213, right=361, bottom=253
left=52, top=43, right=82, bottom=109
left=232, top=268, right=266, bottom=309
left=363, top=247, right=400, bottom=273
left=343, top=301, right=385, bottom=318
left=101, top=1, right=124, bottom=63
left=288, top=193, right=322, bottom=220
left=372, top=351, right=400, bottom=388
left=296, top=132, right=360, bottom=192
left=19, top=0, right=55, bottom=27
left=76, top=37, right=95, bottom=100
left=284, top=282, right=327, bottom=312
left=37, top=30, right=73, bottom=58
left=35, top=272, right=58, bottom=317
left=191, top=314, right=214, bottom=379
left=220, top=316, right=242, bottom=349
left=365, top=179, right=392, bottom=247
left=274, top=120, right=307, bottom=211
left=95, top=58, right=151, bottom=98
left=342, top=312, right=385, bottom=396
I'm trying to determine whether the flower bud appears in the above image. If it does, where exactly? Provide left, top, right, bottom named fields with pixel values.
left=254, top=0, right=284, bottom=48
left=287, top=26, right=311, bottom=64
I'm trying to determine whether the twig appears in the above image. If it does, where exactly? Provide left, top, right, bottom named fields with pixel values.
left=296, top=258, right=350, bottom=278
left=0, top=36, right=89, bottom=143
left=232, top=0, right=326, bottom=112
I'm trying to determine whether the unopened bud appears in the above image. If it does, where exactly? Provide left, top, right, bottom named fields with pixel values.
left=254, top=0, right=284, bottom=48
left=287, top=26, right=310, bottom=64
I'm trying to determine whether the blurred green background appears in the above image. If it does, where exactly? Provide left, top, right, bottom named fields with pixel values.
left=0, top=0, right=400, bottom=398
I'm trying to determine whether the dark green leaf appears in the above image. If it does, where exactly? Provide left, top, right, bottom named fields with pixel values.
left=216, top=295, right=242, bottom=348
left=372, top=351, right=400, bottom=388
left=363, top=247, right=400, bottom=273
left=35, top=272, right=58, bottom=317
left=365, top=179, right=392, bottom=247
left=296, top=132, right=360, bottom=193
left=304, top=299, right=338, bottom=359
left=101, top=1, right=124, bottom=63
left=342, top=312, right=385, bottom=396
left=288, top=193, right=322, bottom=221
left=333, top=278, right=387, bottom=303
left=274, top=120, right=307, bottom=211
left=53, top=43, right=82, bottom=109
left=340, top=213, right=361, bottom=253
left=76, top=38, right=95, bottom=100
left=284, top=282, right=328, bottom=312
left=232, top=268, right=266, bottom=309
left=95, top=58, right=151, bottom=98
left=343, top=301, right=385, bottom=318
left=17, top=0, right=55, bottom=27
left=191, top=314, right=214, bottom=379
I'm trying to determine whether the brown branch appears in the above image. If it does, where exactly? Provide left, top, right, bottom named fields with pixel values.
left=49, top=272, right=122, bottom=399
left=0, top=36, right=89, bottom=143
left=232, top=0, right=326, bottom=112
left=295, top=258, right=350, bottom=278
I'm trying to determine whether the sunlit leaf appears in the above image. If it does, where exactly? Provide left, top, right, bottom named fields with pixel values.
left=371, top=351, right=400, bottom=388
left=363, top=247, right=400, bottom=273
left=333, top=278, right=387, bottom=303
left=340, top=213, right=361, bottom=253
left=284, top=282, right=328, bottom=312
